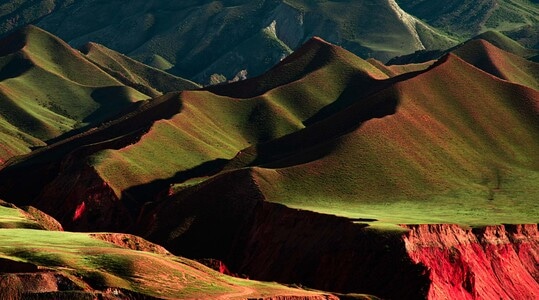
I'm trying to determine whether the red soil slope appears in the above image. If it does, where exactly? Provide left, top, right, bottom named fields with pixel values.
left=404, top=224, right=539, bottom=299
left=453, top=39, right=539, bottom=90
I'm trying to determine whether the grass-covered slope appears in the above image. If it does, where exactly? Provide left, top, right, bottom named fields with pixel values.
left=0, top=25, right=148, bottom=163
left=0, top=201, right=333, bottom=299
left=0, top=37, right=393, bottom=231
left=241, top=54, right=539, bottom=228
left=82, top=42, right=200, bottom=97
left=85, top=38, right=391, bottom=196
left=451, top=39, right=539, bottom=90
left=0, top=26, right=199, bottom=165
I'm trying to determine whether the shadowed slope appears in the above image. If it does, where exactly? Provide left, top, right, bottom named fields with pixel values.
left=82, top=42, right=200, bottom=97
left=472, top=30, right=538, bottom=58
left=205, top=36, right=388, bottom=98
left=388, top=31, right=539, bottom=65
left=452, top=39, right=539, bottom=90
left=367, top=58, right=435, bottom=77
left=389, top=37, right=539, bottom=92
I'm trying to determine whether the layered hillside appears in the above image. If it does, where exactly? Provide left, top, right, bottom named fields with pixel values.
left=82, top=42, right=199, bottom=97
left=0, top=37, right=392, bottom=231
left=0, top=34, right=538, bottom=298
left=0, top=200, right=336, bottom=300
left=0, top=26, right=197, bottom=164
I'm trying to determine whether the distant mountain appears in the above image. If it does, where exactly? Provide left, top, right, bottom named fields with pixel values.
left=388, top=30, right=539, bottom=65
left=0, top=36, right=537, bottom=299
left=396, top=0, right=539, bottom=47
left=0, top=26, right=198, bottom=164
left=0, top=0, right=457, bottom=84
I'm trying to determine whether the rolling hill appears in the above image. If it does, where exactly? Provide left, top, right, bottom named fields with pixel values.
left=0, top=200, right=337, bottom=300
left=0, top=25, right=198, bottom=164
left=0, top=34, right=537, bottom=299
left=0, top=36, right=391, bottom=231
left=388, top=30, right=539, bottom=65
left=2, top=1, right=539, bottom=85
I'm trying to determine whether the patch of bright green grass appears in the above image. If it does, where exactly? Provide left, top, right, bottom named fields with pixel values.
left=0, top=228, right=320, bottom=298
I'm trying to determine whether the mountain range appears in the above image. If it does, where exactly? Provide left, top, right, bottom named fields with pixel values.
left=1, top=0, right=539, bottom=298
left=2, top=0, right=538, bottom=84
left=0, top=20, right=537, bottom=299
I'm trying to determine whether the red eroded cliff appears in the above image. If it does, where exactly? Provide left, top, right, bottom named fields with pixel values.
left=403, top=224, right=539, bottom=299
left=34, top=164, right=135, bottom=232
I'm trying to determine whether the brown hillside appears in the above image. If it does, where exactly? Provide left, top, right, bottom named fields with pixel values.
left=452, top=39, right=539, bottom=90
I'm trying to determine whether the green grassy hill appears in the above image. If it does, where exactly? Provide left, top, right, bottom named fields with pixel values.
left=0, top=25, right=148, bottom=163
left=0, top=200, right=334, bottom=299
left=0, top=26, right=198, bottom=164
left=1, top=36, right=537, bottom=232
left=240, top=54, right=539, bottom=229
left=0, top=34, right=537, bottom=299
left=0, top=37, right=393, bottom=231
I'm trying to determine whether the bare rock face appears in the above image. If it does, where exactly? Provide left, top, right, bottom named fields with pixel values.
left=266, top=3, right=305, bottom=49
left=403, top=224, right=539, bottom=299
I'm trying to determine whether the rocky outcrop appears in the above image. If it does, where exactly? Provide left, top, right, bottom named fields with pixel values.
left=266, top=3, right=305, bottom=49
left=403, top=224, right=539, bottom=299
left=89, top=233, right=170, bottom=255
left=0, top=272, right=83, bottom=299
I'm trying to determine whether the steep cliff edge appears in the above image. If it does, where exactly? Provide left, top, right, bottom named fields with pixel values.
left=403, top=224, right=539, bottom=299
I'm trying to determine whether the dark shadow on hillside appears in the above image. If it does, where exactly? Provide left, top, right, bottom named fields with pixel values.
left=5, top=249, right=65, bottom=268
left=0, top=53, right=33, bottom=81
left=304, top=67, right=430, bottom=127
left=0, top=29, right=26, bottom=56
left=122, top=158, right=230, bottom=207
left=232, top=71, right=436, bottom=169
left=86, top=255, right=135, bottom=284
left=85, top=86, right=142, bottom=124
left=44, top=100, right=145, bottom=146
